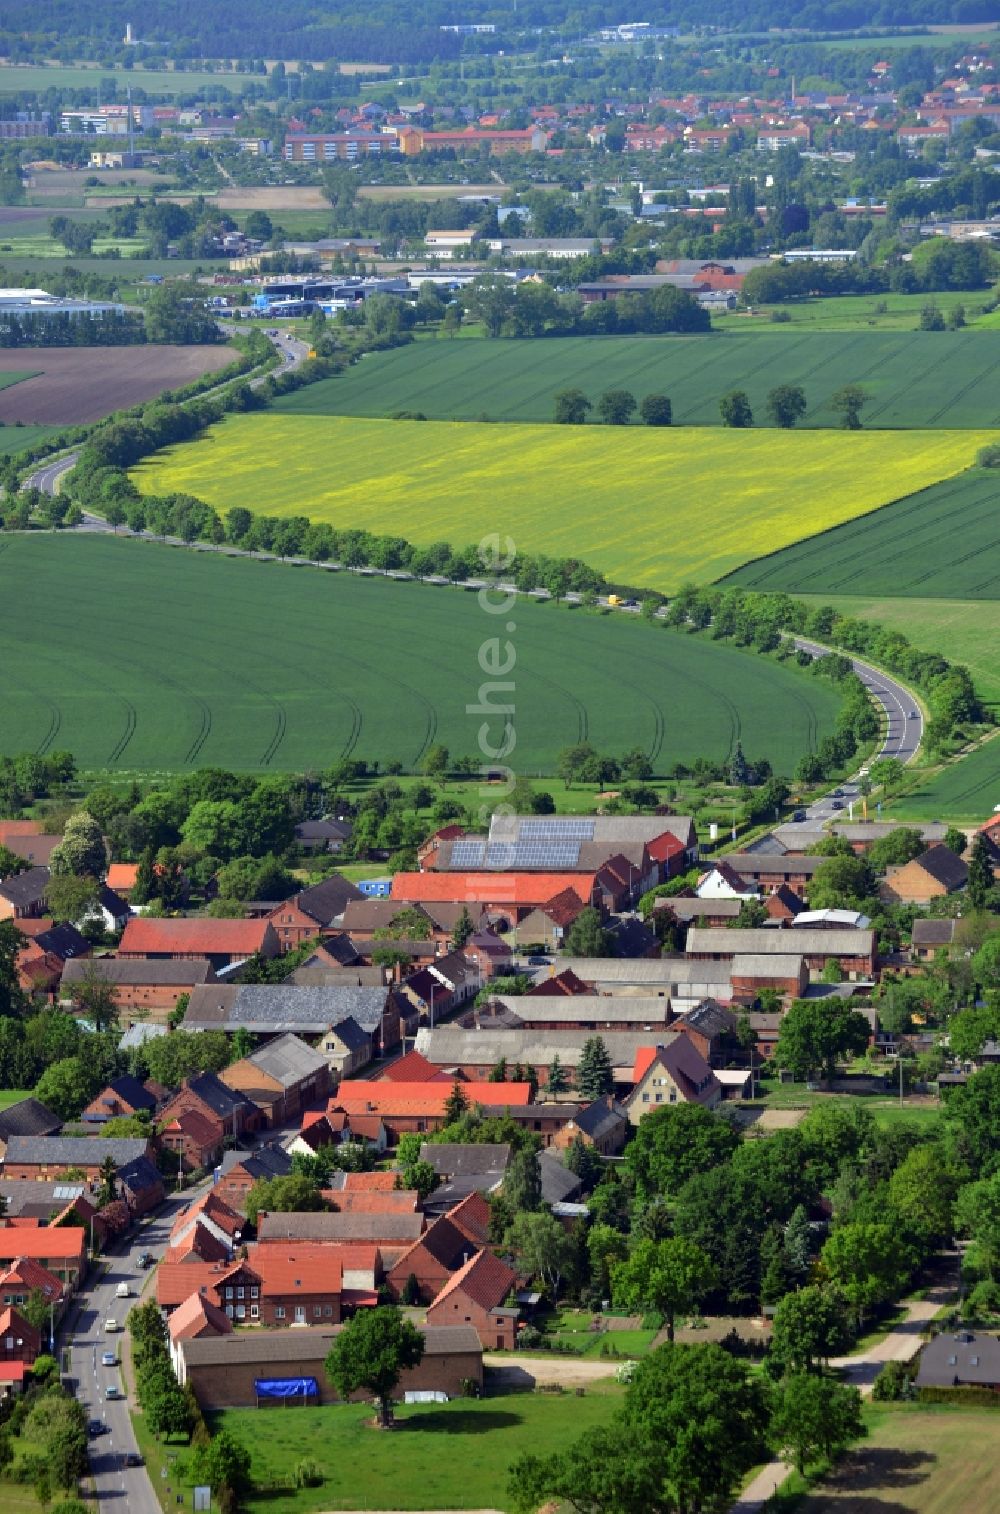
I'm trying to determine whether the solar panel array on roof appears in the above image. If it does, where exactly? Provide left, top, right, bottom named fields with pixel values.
left=448, top=838, right=582, bottom=869
left=519, top=818, right=595, bottom=840
left=450, top=839, right=488, bottom=867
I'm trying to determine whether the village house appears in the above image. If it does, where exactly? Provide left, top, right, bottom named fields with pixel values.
left=881, top=845, right=968, bottom=906
left=159, top=1073, right=262, bottom=1149
left=2, top=1135, right=151, bottom=1185
left=117, top=1154, right=166, bottom=1217
left=329, top=1078, right=533, bottom=1144
left=685, top=926, right=876, bottom=979
left=81, top=1074, right=162, bottom=1125
left=213, top=1145, right=292, bottom=1210
left=915, top=1330, right=1000, bottom=1391
left=175, top=1323, right=483, bottom=1408
left=183, top=982, right=403, bottom=1058
left=159, top=1108, right=226, bottom=1174
left=911, top=918, right=957, bottom=961
left=0, top=867, right=49, bottom=921
left=0, top=1227, right=87, bottom=1290
left=170, top=1192, right=245, bottom=1258
left=719, top=854, right=827, bottom=897
left=425, top=1248, right=519, bottom=1350
left=0, top=1305, right=42, bottom=1395
left=671, top=1000, right=739, bottom=1066
left=265, top=874, right=363, bottom=952
left=386, top=1212, right=485, bottom=1303
left=119, top=917, right=279, bottom=968
left=626, top=1041, right=722, bottom=1123
left=220, top=1033, right=330, bottom=1127
left=61, top=957, right=215, bottom=1020
left=167, top=1291, right=233, bottom=1375
left=549, top=1096, right=630, bottom=1156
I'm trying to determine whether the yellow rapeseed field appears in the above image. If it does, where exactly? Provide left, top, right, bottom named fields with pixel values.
left=133, top=416, right=993, bottom=591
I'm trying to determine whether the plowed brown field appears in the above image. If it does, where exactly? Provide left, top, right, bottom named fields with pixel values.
left=0, top=344, right=233, bottom=423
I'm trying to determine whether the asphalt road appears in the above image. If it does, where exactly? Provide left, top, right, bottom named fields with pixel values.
left=26, top=332, right=308, bottom=502
left=71, top=1184, right=207, bottom=1514
left=794, top=637, right=922, bottom=767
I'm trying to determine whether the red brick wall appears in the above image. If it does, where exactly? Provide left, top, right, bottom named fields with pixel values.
left=426, top=1293, right=515, bottom=1350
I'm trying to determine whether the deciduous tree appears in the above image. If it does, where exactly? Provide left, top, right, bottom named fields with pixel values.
left=324, top=1306, right=425, bottom=1427
left=612, top=1237, right=716, bottom=1342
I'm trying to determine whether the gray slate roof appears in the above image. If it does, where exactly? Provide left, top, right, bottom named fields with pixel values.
left=498, top=995, right=673, bottom=1026
left=184, top=983, right=390, bottom=1036
left=915, top=1330, right=1000, bottom=1387
left=572, top=1098, right=628, bottom=1142
left=0, top=1179, right=86, bottom=1217
left=4, top=1135, right=149, bottom=1166
left=0, top=1097, right=62, bottom=1143
left=415, top=1026, right=675, bottom=1068
left=538, top=1151, right=583, bottom=1206
left=687, top=927, right=874, bottom=956
left=296, top=874, right=364, bottom=926
left=217, top=1145, right=292, bottom=1182
left=0, top=865, right=49, bottom=909
left=179, top=1322, right=479, bottom=1368
left=64, top=958, right=214, bottom=987
left=117, top=1154, right=164, bottom=1194
left=256, top=1211, right=424, bottom=1243
left=554, top=957, right=731, bottom=986
left=242, top=1033, right=328, bottom=1088
left=420, top=1143, right=512, bottom=1178
left=912, top=918, right=957, bottom=948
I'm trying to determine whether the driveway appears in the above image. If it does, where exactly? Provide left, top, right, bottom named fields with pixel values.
left=730, top=1263, right=956, bottom=1513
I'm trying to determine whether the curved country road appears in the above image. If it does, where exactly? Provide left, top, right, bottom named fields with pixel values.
left=25, top=331, right=309, bottom=503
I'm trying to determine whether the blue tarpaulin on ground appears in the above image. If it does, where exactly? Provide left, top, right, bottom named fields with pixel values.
left=254, top=1378, right=319, bottom=1399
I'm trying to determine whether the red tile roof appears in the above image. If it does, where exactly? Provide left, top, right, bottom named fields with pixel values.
left=164, top=1224, right=230, bottom=1266
left=167, top=1289, right=233, bottom=1341
left=323, top=1190, right=419, bottom=1214
left=429, top=1248, right=515, bottom=1312
left=0, top=1230, right=85, bottom=1264
left=391, top=873, right=596, bottom=907
left=332, top=1081, right=532, bottom=1116
left=119, top=917, right=272, bottom=955
left=447, top=1191, right=491, bottom=1248
left=157, top=1261, right=232, bottom=1308
left=106, top=863, right=139, bottom=892
left=163, top=1108, right=223, bottom=1148
left=379, top=1050, right=443, bottom=1083
left=171, top=1191, right=243, bottom=1241
left=0, top=1257, right=64, bottom=1299
left=246, top=1242, right=343, bottom=1295
left=631, top=1046, right=659, bottom=1084
left=340, top=1171, right=399, bottom=1192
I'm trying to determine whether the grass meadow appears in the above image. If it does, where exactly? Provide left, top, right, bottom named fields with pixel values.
left=719, top=290, right=999, bottom=333
left=0, top=423, right=59, bottom=455
left=133, top=414, right=987, bottom=591
left=0, top=63, right=253, bottom=96
left=211, top=1385, right=624, bottom=1513
left=726, top=469, right=1000, bottom=600
left=793, top=1403, right=1000, bottom=1514
left=276, top=331, right=1000, bottom=429
left=0, top=534, right=842, bottom=774
left=797, top=595, right=1000, bottom=712
left=889, top=735, right=1000, bottom=822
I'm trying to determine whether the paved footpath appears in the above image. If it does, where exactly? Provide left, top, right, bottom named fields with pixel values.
left=731, top=1266, right=956, bottom=1513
